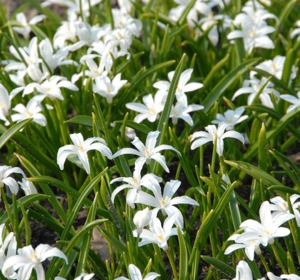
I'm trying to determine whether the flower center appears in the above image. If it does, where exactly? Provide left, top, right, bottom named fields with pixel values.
left=31, top=252, right=40, bottom=263
left=149, top=107, right=155, bottom=115
left=25, top=109, right=31, bottom=117
left=157, top=234, right=164, bottom=241
left=78, top=145, right=84, bottom=152
left=249, top=30, right=256, bottom=38
left=160, top=198, right=166, bottom=207
left=145, top=148, right=150, bottom=157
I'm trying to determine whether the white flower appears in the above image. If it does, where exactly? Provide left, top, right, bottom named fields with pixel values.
left=0, top=224, right=17, bottom=272
left=5, top=37, right=48, bottom=82
left=291, top=20, right=300, bottom=40
left=212, top=107, right=248, bottom=130
left=13, top=12, right=46, bottom=39
left=23, top=75, right=78, bottom=101
left=93, top=73, right=127, bottom=103
left=267, top=272, right=283, bottom=280
left=190, top=123, right=245, bottom=156
left=126, top=93, right=165, bottom=123
left=110, top=157, right=162, bottom=208
left=280, top=92, right=300, bottom=113
left=233, top=260, right=253, bottom=280
left=133, top=208, right=152, bottom=235
left=281, top=274, right=300, bottom=280
left=153, top=68, right=203, bottom=107
left=0, top=166, right=25, bottom=195
left=240, top=201, right=294, bottom=246
left=225, top=231, right=263, bottom=261
left=18, top=179, right=38, bottom=195
left=67, top=21, right=103, bottom=52
left=114, top=264, right=160, bottom=280
left=39, top=38, right=77, bottom=72
left=232, top=77, right=280, bottom=108
left=133, top=213, right=179, bottom=250
left=2, top=244, right=68, bottom=280
left=228, top=13, right=275, bottom=54
left=251, top=55, right=296, bottom=81
left=11, top=98, right=47, bottom=127
left=170, top=102, right=204, bottom=126
left=57, top=133, right=112, bottom=174
left=113, top=131, right=180, bottom=173
left=135, top=180, right=199, bottom=229
left=0, top=84, right=11, bottom=125
left=53, top=21, right=77, bottom=49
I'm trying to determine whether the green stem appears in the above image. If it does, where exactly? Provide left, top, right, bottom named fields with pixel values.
left=259, top=253, right=270, bottom=272
left=166, top=249, right=179, bottom=280
left=1, top=188, right=14, bottom=232
left=210, top=137, right=217, bottom=175
left=271, top=243, right=287, bottom=274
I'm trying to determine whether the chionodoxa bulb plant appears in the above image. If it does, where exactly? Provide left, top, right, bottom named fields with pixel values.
left=0, top=0, right=300, bottom=279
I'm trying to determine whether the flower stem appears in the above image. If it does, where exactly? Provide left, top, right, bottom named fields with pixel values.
left=259, top=252, right=270, bottom=272
left=271, top=243, right=287, bottom=274
left=1, top=188, right=14, bottom=232
left=166, top=249, right=178, bottom=280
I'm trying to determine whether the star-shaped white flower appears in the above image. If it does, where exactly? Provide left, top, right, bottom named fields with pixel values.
left=133, top=213, right=179, bottom=250
left=57, top=133, right=112, bottom=174
left=93, top=73, right=127, bottom=104
left=135, top=179, right=199, bottom=229
left=153, top=68, right=203, bottom=107
left=2, top=244, right=68, bottom=280
left=0, top=166, right=25, bottom=195
left=190, top=123, right=245, bottom=156
left=110, top=157, right=162, bottom=208
left=126, top=93, right=165, bottom=123
left=212, top=107, right=248, bottom=130
left=113, top=131, right=180, bottom=172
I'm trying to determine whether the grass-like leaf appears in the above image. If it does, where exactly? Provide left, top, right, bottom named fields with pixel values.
left=0, top=118, right=32, bottom=149
left=202, top=58, right=260, bottom=113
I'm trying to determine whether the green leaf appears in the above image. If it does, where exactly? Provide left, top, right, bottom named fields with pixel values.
left=225, top=160, right=282, bottom=186
left=0, top=118, right=32, bottom=149
left=242, top=105, right=300, bottom=161
left=169, top=127, right=201, bottom=189
left=0, top=194, right=49, bottom=224
left=249, top=67, right=295, bottom=95
left=60, top=169, right=107, bottom=241
left=64, top=115, right=93, bottom=127
left=201, top=255, right=235, bottom=277
left=28, top=176, right=112, bottom=219
left=52, top=219, right=107, bottom=279
left=268, top=185, right=300, bottom=195
left=178, top=227, right=188, bottom=280
left=275, top=0, right=297, bottom=38
left=282, top=48, right=295, bottom=85
left=258, top=123, right=267, bottom=171
left=156, top=54, right=186, bottom=136
left=30, top=24, right=48, bottom=40
left=202, top=58, right=260, bottom=113
left=15, top=154, right=69, bottom=225
left=76, top=193, right=99, bottom=275
left=203, top=54, right=230, bottom=88
left=124, top=60, right=176, bottom=96
left=122, top=120, right=151, bottom=135
left=189, top=182, right=235, bottom=268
